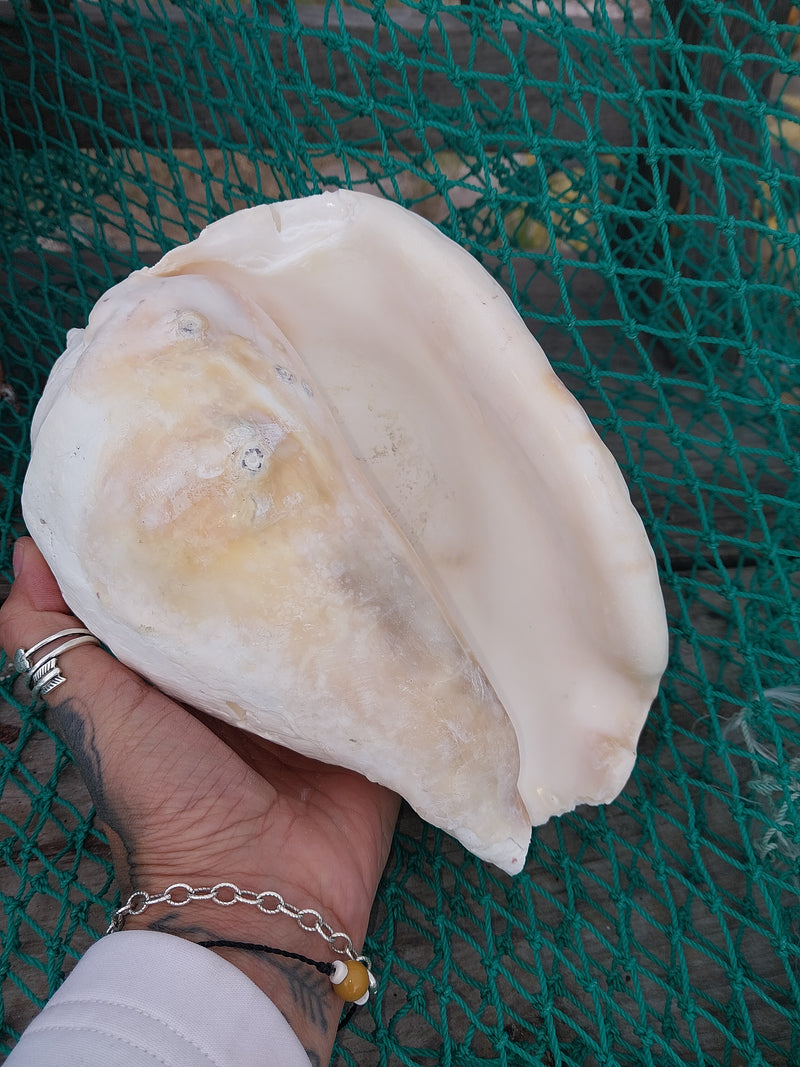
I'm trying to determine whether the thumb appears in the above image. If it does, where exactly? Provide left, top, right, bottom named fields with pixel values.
left=1, top=538, right=234, bottom=860
left=10, top=536, right=72, bottom=615
left=1, top=535, right=164, bottom=758
left=2, top=537, right=210, bottom=889
left=2, top=537, right=243, bottom=784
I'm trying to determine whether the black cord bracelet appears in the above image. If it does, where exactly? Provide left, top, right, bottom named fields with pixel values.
left=200, top=939, right=364, bottom=1030
left=107, top=884, right=375, bottom=1032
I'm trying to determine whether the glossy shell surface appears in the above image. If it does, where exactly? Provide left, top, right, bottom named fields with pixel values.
left=23, top=191, right=669, bottom=874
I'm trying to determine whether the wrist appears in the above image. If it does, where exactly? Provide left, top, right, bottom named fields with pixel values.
left=110, top=880, right=375, bottom=1062
left=113, top=878, right=368, bottom=951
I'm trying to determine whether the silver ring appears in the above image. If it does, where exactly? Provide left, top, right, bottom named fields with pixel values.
left=14, top=628, right=101, bottom=698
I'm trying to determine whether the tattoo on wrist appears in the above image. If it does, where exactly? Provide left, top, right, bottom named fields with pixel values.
left=263, top=952, right=331, bottom=1034
left=49, top=700, right=113, bottom=824
left=48, top=698, right=344, bottom=1064
left=145, top=912, right=333, bottom=1038
left=48, top=699, right=136, bottom=889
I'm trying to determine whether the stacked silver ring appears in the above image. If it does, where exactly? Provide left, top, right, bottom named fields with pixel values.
left=13, top=628, right=100, bottom=698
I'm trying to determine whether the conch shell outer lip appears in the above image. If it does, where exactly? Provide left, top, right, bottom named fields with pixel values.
left=23, top=190, right=668, bottom=875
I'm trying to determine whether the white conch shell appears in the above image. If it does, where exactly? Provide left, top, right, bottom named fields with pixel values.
left=23, top=190, right=668, bottom=875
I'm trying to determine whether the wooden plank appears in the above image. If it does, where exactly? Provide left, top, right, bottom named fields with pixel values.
left=0, top=1, right=651, bottom=152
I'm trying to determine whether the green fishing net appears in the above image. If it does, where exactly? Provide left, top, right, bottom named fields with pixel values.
left=2, top=0, right=800, bottom=1061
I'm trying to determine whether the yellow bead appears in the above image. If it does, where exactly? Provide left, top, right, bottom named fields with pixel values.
left=331, top=960, right=370, bottom=1002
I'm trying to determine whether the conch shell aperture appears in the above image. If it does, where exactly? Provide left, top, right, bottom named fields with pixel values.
left=23, top=191, right=669, bottom=875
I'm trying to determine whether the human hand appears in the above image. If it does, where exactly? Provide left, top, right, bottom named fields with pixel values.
left=0, top=537, right=400, bottom=1064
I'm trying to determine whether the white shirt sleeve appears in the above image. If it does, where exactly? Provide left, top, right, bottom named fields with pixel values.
left=6, top=929, right=313, bottom=1066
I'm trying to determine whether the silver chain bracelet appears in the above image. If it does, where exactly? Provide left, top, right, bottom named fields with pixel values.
left=106, top=881, right=371, bottom=969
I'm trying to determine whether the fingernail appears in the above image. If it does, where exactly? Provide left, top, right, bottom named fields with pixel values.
left=12, top=538, right=24, bottom=578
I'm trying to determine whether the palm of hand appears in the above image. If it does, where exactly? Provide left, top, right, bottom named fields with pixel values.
left=1, top=538, right=399, bottom=943
left=108, top=694, right=400, bottom=937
